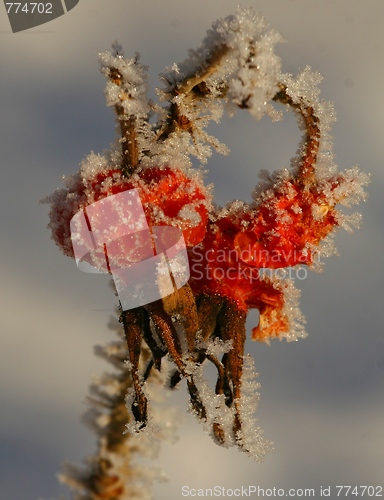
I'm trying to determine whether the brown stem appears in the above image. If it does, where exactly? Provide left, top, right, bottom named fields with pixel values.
left=60, top=340, right=156, bottom=498
left=141, top=306, right=167, bottom=372
left=174, top=44, right=229, bottom=96
left=217, top=301, right=247, bottom=437
left=273, top=84, right=320, bottom=186
left=88, top=458, right=125, bottom=499
left=145, top=300, right=183, bottom=362
left=205, top=353, right=232, bottom=405
left=156, top=44, right=229, bottom=142
left=105, top=383, right=133, bottom=453
left=120, top=307, right=148, bottom=426
left=116, top=107, right=139, bottom=176
left=197, top=294, right=224, bottom=340
left=145, top=300, right=207, bottom=421
left=162, top=282, right=199, bottom=352
left=108, top=67, right=139, bottom=176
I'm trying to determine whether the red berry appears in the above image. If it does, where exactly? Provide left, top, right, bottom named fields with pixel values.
left=47, top=165, right=210, bottom=264
left=188, top=178, right=341, bottom=341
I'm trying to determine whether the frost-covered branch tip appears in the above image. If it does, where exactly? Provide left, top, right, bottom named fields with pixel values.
left=99, top=45, right=152, bottom=174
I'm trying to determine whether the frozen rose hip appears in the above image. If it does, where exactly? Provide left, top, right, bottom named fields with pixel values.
left=46, top=165, right=211, bottom=263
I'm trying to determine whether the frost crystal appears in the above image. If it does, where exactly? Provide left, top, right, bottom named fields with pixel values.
left=99, top=49, right=150, bottom=120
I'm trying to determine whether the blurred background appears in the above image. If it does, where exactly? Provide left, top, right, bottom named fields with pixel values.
left=0, top=1, right=383, bottom=498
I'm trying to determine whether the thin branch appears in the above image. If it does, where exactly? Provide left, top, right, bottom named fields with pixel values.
left=120, top=307, right=148, bottom=426
left=273, top=84, right=320, bottom=186
left=117, top=109, right=139, bottom=174
left=174, top=45, right=229, bottom=96
left=156, top=44, right=230, bottom=142
left=109, top=67, right=139, bottom=175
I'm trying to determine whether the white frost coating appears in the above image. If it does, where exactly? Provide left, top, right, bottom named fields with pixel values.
left=235, top=355, right=273, bottom=461
left=327, top=166, right=370, bottom=208
left=184, top=352, right=272, bottom=461
left=283, top=66, right=323, bottom=105
left=125, top=361, right=180, bottom=448
left=196, top=336, right=233, bottom=358
left=99, top=49, right=150, bottom=119
left=215, top=8, right=284, bottom=120
left=178, top=204, right=202, bottom=226
left=184, top=359, right=238, bottom=448
left=156, top=8, right=283, bottom=164
left=337, top=211, right=363, bottom=233
left=276, top=278, right=308, bottom=342
left=99, top=47, right=156, bottom=164
left=146, top=132, right=195, bottom=170
left=281, top=67, right=370, bottom=210
left=79, top=151, right=110, bottom=184
left=257, top=274, right=308, bottom=343
left=42, top=171, right=87, bottom=258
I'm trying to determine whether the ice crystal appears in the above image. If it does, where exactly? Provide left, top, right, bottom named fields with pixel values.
left=234, top=355, right=273, bottom=461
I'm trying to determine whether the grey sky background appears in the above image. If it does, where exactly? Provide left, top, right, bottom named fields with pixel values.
left=0, top=1, right=383, bottom=499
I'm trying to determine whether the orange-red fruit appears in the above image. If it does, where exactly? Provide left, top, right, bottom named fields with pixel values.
left=48, top=166, right=210, bottom=260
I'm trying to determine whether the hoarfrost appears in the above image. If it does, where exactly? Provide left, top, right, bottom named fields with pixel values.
left=178, top=204, right=202, bottom=226
left=156, top=8, right=283, bottom=165
left=98, top=50, right=150, bottom=119
left=259, top=275, right=308, bottom=343
left=80, top=152, right=109, bottom=183
left=183, top=349, right=272, bottom=461
left=125, top=356, right=180, bottom=447
left=184, top=358, right=237, bottom=448
left=234, top=355, right=273, bottom=461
